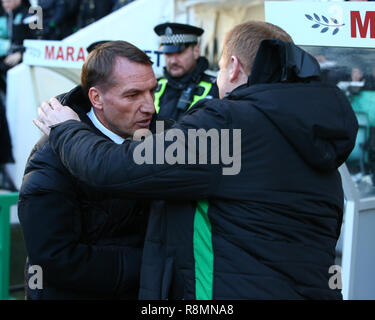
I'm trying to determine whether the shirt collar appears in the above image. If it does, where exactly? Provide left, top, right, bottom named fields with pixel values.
left=87, top=108, right=125, bottom=145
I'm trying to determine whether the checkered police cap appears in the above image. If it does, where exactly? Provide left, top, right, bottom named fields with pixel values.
left=154, top=22, right=204, bottom=53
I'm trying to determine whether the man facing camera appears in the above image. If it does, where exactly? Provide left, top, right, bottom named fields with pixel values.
left=153, top=22, right=219, bottom=121
left=18, top=41, right=156, bottom=299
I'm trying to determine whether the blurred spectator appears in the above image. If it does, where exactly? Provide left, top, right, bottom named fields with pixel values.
left=315, top=54, right=338, bottom=85
left=351, top=67, right=365, bottom=82
left=38, top=0, right=80, bottom=40
left=0, top=5, right=10, bottom=57
left=0, top=0, right=36, bottom=191
left=336, top=66, right=367, bottom=96
left=76, top=0, right=114, bottom=30
left=112, top=0, right=135, bottom=12
left=365, top=66, right=375, bottom=90
left=0, top=0, right=37, bottom=92
left=0, top=96, right=15, bottom=190
left=0, top=5, right=10, bottom=187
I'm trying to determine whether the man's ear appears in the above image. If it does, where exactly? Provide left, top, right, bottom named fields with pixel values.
left=229, top=55, right=245, bottom=83
left=88, top=87, right=103, bottom=111
left=193, top=44, right=200, bottom=60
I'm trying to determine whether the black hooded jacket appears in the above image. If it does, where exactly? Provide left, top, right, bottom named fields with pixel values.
left=47, top=40, right=358, bottom=299
left=18, top=86, right=149, bottom=300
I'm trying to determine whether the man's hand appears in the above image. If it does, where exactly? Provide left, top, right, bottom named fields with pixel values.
left=33, top=98, right=80, bottom=136
left=4, top=52, right=22, bottom=67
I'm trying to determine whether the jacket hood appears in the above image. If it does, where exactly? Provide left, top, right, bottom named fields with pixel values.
left=248, top=39, right=321, bottom=85
left=56, top=85, right=92, bottom=117
left=229, top=39, right=358, bottom=171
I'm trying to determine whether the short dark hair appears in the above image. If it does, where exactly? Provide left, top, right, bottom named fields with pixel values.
left=81, top=40, right=153, bottom=96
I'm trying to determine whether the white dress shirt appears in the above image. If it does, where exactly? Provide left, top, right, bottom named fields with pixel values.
left=87, top=108, right=125, bottom=145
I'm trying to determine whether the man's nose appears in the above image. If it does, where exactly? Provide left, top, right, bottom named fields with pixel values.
left=168, top=54, right=178, bottom=63
left=140, top=93, right=155, bottom=114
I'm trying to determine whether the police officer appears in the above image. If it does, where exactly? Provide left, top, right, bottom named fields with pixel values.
left=154, top=22, right=219, bottom=121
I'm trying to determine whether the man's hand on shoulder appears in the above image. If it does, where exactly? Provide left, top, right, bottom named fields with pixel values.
left=33, top=98, right=81, bottom=136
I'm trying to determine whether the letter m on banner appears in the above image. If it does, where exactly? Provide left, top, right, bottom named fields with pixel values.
left=351, top=11, right=375, bottom=38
